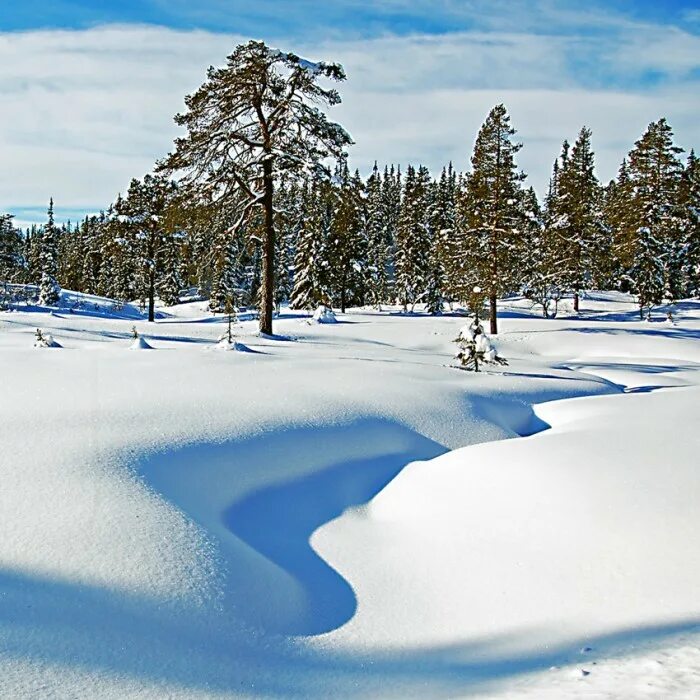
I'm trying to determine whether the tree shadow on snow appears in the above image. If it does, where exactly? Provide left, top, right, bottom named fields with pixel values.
left=1, top=566, right=699, bottom=697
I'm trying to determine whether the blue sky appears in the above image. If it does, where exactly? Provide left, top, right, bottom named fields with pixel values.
left=1, top=1, right=699, bottom=226
left=3, top=0, right=699, bottom=37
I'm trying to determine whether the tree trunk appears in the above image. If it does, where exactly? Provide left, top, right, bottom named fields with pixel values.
left=489, top=294, right=498, bottom=334
left=573, top=291, right=580, bottom=313
left=259, top=160, right=275, bottom=336
left=148, top=271, right=155, bottom=323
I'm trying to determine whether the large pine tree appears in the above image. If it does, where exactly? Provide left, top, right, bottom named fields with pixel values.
left=624, top=119, right=684, bottom=317
left=159, top=40, right=351, bottom=336
left=290, top=174, right=330, bottom=311
left=116, top=174, right=178, bottom=321
left=462, top=104, right=525, bottom=333
left=678, top=150, right=700, bottom=297
left=38, top=198, right=60, bottom=306
left=395, top=165, right=431, bottom=311
left=364, top=163, right=390, bottom=309
left=549, top=127, right=604, bottom=312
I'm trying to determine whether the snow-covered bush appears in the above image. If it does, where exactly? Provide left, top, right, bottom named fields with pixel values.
left=34, top=328, right=61, bottom=348
left=311, top=305, right=337, bottom=324
left=129, top=326, right=153, bottom=350
left=214, top=338, right=252, bottom=352
left=454, top=319, right=507, bottom=372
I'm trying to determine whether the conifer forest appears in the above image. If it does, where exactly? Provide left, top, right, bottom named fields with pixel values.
left=2, top=42, right=697, bottom=332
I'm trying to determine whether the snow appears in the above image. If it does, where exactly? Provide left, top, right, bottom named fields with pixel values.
left=311, top=304, right=337, bottom=324
left=129, top=335, right=153, bottom=350
left=0, top=290, right=699, bottom=698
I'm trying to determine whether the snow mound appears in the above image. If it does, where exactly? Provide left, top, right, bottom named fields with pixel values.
left=312, top=305, right=337, bottom=324
left=214, top=339, right=253, bottom=352
left=129, top=336, right=153, bottom=350
left=34, top=332, right=61, bottom=348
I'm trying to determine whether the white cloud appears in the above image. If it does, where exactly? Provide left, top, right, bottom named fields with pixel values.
left=0, top=22, right=698, bottom=219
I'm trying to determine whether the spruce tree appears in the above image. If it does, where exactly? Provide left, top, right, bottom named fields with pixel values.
left=364, top=163, right=390, bottom=309
left=550, top=127, right=604, bottom=312
left=462, top=104, right=525, bottom=333
left=0, top=214, right=24, bottom=284
left=116, top=175, right=178, bottom=321
left=625, top=119, right=684, bottom=317
left=427, top=163, right=458, bottom=313
left=290, top=175, right=329, bottom=311
left=395, top=165, right=431, bottom=311
left=38, top=198, right=60, bottom=306
left=327, top=160, right=365, bottom=312
left=678, top=150, right=700, bottom=297
left=522, top=186, right=564, bottom=317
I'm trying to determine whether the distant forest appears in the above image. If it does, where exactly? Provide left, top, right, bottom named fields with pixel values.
left=1, top=42, right=698, bottom=331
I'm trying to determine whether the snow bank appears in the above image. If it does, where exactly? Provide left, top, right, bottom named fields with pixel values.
left=1, top=290, right=699, bottom=698
left=129, top=336, right=153, bottom=350
left=312, top=305, right=337, bottom=324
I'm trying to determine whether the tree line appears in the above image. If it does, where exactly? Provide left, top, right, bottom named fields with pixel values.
left=1, top=41, right=699, bottom=332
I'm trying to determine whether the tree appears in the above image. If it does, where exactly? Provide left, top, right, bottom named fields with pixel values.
left=395, top=165, right=431, bottom=311
left=0, top=214, right=24, bottom=282
left=159, top=40, right=352, bottom=336
left=462, top=104, right=525, bottom=333
left=549, top=127, right=605, bottom=312
left=38, top=199, right=60, bottom=306
left=624, top=119, right=684, bottom=317
left=605, top=159, right=634, bottom=290
left=116, top=175, right=178, bottom=321
left=326, top=160, right=365, bottom=312
left=678, top=150, right=700, bottom=297
left=454, top=297, right=507, bottom=372
left=522, top=186, right=564, bottom=318
left=290, top=173, right=331, bottom=311
left=364, top=163, right=390, bottom=309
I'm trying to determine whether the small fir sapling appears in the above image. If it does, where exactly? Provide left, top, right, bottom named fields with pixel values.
left=311, top=304, right=338, bottom=324
left=454, top=287, right=507, bottom=372
left=129, top=325, right=153, bottom=349
left=219, top=297, right=238, bottom=344
left=34, top=328, right=60, bottom=348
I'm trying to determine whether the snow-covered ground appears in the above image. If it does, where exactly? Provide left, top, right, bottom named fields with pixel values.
left=0, top=291, right=698, bottom=698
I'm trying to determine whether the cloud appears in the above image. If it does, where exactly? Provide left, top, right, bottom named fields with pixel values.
left=0, top=21, right=698, bottom=223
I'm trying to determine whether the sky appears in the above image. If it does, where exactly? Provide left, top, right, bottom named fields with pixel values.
left=1, top=0, right=699, bottom=226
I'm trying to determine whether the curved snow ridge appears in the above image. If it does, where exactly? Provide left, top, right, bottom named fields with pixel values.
left=555, top=357, right=699, bottom=392
left=312, top=358, right=700, bottom=682
left=136, top=417, right=447, bottom=636
left=133, top=385, right=583, bottom=638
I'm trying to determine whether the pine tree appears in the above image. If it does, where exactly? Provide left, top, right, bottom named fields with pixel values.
left=272, top=179, right=299, bottom=312
left=678, top=150, right=700, bottom=297
left=522, top=186, right=564, bottom=317
left=426, top=164, right=458, bottom=313
left=209, top=231, right=242, bottom=312
left=364, top=163, right=390, bottom=309
left=625, top=119, right=684, bottom=317
left=423, top=178, right=444, bottom=314
left=290, top=175, right=329, bottom=311
left=0, top=214, right=24, bottom=283
left=38, top=199, right=60, bottom=306
left=116, top=175, right=178, bottom=321
left=462, top=104, right=525, bottom=333
left=550, top=127, right=605, bottom=312
left=159, top=40, right=351, bottom=336
left=395, top=165, right=431, bottom=311
left=326, top=160, right=365, bottom=312
left=454, top=305, right=507, bottom=372
left=79, top=216, right=102, bottom=295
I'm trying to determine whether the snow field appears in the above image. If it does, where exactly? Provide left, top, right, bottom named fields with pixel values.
left=0, top=290, right=699, bottom=697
